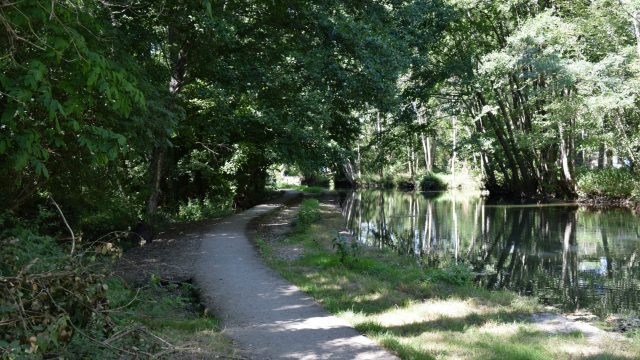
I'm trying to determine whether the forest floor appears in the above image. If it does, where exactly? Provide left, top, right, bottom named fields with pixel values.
left=256, top=196, right=640, bottom=360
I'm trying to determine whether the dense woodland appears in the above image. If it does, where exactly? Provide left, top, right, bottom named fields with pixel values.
left=2, top=0, right=640, bottom=356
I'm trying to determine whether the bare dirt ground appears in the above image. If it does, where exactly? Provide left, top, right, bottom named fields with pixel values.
left=116, top=218, right=219, bottom=286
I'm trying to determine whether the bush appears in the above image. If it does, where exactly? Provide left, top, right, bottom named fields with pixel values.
left=358, top=174, right=395, bottom=188
left=301, top=173, right=331, bottom=188
left=577, top=168, right=638, bottom=199
left=332, top=231, right=359, bottom=265
left=425, top=264, right=474, bottom=286
left=175, top=195, right=234, bottom=222
left=420, top=172, right=448, bottom=191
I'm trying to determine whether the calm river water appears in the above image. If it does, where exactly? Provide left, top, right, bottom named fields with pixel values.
left=339, top=190, right=640, bottom=316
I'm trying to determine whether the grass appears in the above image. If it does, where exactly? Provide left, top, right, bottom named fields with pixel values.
left=256, top=199, right=640, bottom=360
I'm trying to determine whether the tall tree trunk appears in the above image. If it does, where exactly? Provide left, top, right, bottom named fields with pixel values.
left=146, top=147, right=165, bottom=217
left=598, top=143, right=606, bottom=169
left=495, top=90, right=535, bottom=191
left=558, top=121, right=574, bottom=188
left=146, top=32, right=189, bottom=220
left=464, top=97, right=498, bottom=187
left=343, top=160, right=357, bottom=187
left=423, top=136, right=433, bottom=172
left=357, top=143, right=362, bottom=179
left=451, top=116, right=457, bottom=184
left=407, top=146, right=414, bottom=180
left=476, top=92, right=521, bottom=188
left=632, top=11, right=640, bottom=57
left=377, top=111, right=384, bottom=181
left=412, top=101, right=433, bottom=172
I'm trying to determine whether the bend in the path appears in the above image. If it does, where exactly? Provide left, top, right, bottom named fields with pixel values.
left=195, top=191, right=398, bottom=360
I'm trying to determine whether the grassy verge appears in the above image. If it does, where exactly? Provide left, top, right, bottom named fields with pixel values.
left=257, top=199, right=640, bottom=360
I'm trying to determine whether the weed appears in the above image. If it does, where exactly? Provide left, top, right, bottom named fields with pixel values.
left=294, top=199, right=320, bottom=229
left=332, top=231, right=359, bottom=265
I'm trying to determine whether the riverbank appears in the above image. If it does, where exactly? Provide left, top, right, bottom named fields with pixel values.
left=577, top=196, right=640, bottom=214
left=255, top=198, right=640, bottom=359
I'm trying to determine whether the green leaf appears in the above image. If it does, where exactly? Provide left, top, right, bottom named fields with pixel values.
left=1, top=104, right=17, bottom=125
left=32, top=159, right=49, bottom=178
left=203, top=0, right=213, bottom=18
left=52, top=37, right=69, bottom=51
left=13, top=152, right=29, bottom=171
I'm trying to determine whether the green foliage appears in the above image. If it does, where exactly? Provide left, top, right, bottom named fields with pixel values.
left=331, top=232, right=360, bottom=265
left=425, top=264, right=474, bottom=286
left=294, top=199, right=321, bottom=230
left=577, top=168, right=639, bottom=199
left=420, top=172, right=448, bottom=191
left=175, top=195, right=234, bottom=222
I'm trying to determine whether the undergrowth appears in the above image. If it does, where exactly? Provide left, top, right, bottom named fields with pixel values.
left=577, top=168, right=639, bottom=200
left=0, top=224, right=232, bottom=359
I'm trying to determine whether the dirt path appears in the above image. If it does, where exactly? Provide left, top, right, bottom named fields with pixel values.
left=194, top=191, right=399, bottom=360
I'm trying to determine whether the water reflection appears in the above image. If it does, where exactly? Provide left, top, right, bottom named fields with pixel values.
left=340, top=190, right=640, bottom=316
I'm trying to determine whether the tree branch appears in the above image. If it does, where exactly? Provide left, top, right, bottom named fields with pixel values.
left=50, top=196, right=76, bottom=255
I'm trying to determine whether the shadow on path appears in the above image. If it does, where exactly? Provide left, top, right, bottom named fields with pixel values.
left=195, top=191, right=398, bottom=359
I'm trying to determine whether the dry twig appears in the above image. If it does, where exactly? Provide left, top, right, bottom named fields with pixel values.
left=49, top=196, right=76, bottom=255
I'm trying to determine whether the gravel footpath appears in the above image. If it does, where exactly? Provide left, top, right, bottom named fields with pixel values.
left=194, top=191, right=398, bottom=360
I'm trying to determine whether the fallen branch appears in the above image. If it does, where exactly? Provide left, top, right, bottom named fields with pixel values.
left=103, top=326, right=140, bottom=345
left=49, top=196, right=76, bottom=255
left=140, top=327, right=175, bottom=348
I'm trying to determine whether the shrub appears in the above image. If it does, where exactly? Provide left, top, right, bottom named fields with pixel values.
left=577, top=168, right=637, bottom=199
left=295, top=199, right=320, bottom=229
left=301, top=173, right=331, bottom=188
left=420, top=172, right=448, bottom=191
left=176, top=195, right=234, bottom=222
left=332, top=231, right=359, bottom=265
left=425, top=264, right=474, bottom=286
left=0, top=228, right=120, bottom=357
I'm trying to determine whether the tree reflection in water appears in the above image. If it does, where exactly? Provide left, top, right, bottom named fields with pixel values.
left=340, top=190, right=640, bottom=316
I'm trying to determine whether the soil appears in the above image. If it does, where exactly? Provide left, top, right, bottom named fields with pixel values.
left=116, top=218, right=223, bottom=286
